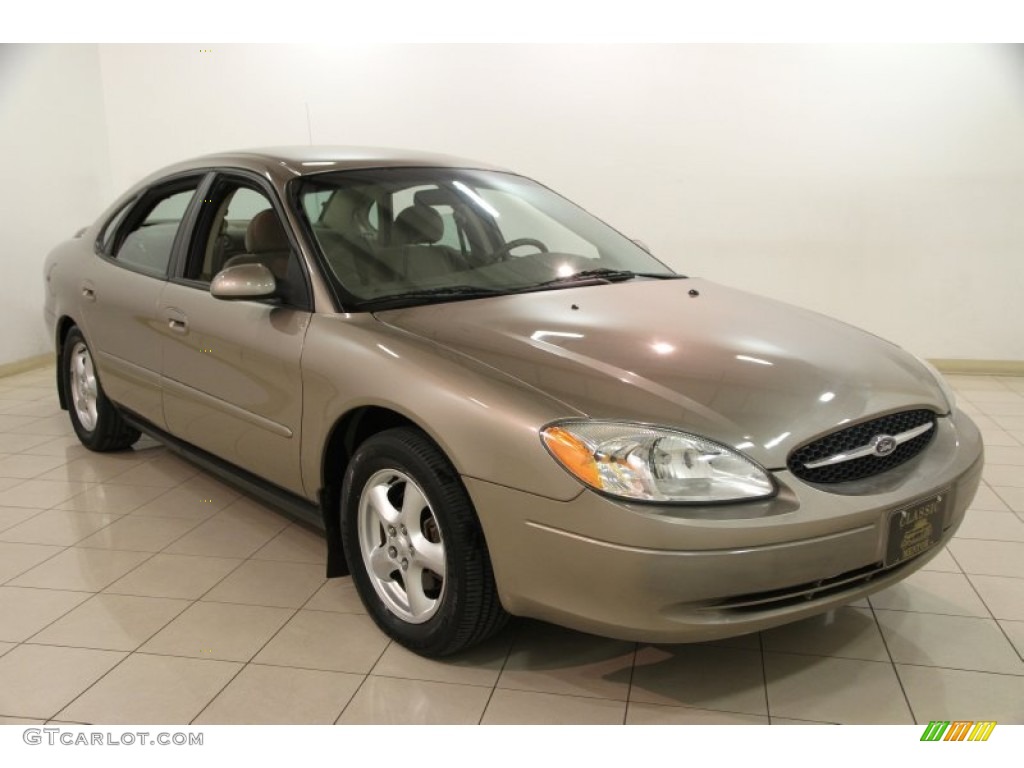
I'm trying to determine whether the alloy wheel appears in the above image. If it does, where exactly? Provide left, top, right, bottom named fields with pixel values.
left=357, top=468, right=447, bottom=624
left=69, top=340, right=99, bottom=432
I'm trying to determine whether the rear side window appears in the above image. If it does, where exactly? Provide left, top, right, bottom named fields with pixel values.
left=97, top=201, right=134, bottom=254
left=112, top=186, right=198, bottom=277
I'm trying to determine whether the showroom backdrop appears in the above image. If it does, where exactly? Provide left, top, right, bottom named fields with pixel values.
left=2, top=44, right=1022, bottom=368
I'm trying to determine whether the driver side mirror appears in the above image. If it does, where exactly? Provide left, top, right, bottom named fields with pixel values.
left=210, top=263, right=277, bottom=301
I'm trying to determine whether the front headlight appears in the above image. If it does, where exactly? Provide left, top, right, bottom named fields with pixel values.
left=540, top=420, right=776, bottom=504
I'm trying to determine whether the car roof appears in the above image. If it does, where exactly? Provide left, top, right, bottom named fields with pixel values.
left=144, top=146, right=510, bottom=186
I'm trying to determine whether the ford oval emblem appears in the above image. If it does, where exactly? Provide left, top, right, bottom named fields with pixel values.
left=873, top=435, right=898, bottom=457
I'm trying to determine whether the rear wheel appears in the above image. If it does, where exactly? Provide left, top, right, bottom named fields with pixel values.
left=62, top=326, right=140, bottom=452
left=340, top=427, right=508, bottom=657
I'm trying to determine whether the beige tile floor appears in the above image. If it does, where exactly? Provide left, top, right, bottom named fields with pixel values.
left=0, top=365, right=1022, bottom=725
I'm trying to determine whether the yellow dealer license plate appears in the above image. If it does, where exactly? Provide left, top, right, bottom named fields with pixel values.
left=884, top=492, right=946, bottom=567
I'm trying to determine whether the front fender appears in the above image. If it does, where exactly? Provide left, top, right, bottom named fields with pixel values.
left=299, top=313, right=585, bottom=502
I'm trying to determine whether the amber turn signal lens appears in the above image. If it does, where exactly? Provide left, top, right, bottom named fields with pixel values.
left=541, top=427, right=601, bottom=488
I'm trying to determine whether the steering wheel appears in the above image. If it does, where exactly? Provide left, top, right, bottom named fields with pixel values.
left=492, top=238, right=549, bottom=261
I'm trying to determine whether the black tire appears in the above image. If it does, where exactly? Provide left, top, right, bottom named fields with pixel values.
left=61, top=326, right=141, bottom=452
left=340, top=427, right=508, bottom=657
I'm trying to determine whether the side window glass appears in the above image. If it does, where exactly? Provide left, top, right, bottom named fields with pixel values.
left=113, top=187, right=198, bottom=276
left=97, top=201, right=134, bottom=254
left=187, top=181, right=306, bottom=309
left=191, top=186, right=274, bottom=283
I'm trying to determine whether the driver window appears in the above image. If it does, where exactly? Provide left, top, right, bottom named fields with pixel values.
left=189, top=187, right=274, bottom=283
left=185, top=181, right=308, bottom=309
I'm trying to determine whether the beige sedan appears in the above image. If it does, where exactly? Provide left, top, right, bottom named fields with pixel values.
left=43, top=147, right=983, bottom=656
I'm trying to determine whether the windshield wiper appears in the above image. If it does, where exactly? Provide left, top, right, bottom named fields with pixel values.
left=527, top=269, right=685, bottom=290
left=359, top=270, right=686, bottom=309
left=360, top=285, right=507, bottom=310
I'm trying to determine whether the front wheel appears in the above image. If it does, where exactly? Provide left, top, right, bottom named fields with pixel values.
left=62, top=326, right=141, bottom=452
left=340, top=427, right=508, bottom=657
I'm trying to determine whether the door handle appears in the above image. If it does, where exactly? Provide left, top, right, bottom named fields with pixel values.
left=81, top=281, right=96, bottom=302
left=164, top=308, right=188, bottom=334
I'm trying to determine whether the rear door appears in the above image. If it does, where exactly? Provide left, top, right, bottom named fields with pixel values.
left=158, top=171, right=312, bottom=496
left=79, top=176, right=206, bottom=427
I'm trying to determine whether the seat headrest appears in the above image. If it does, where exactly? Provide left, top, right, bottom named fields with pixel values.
left=245, top=210, right=290, bottom=253
left=321, top=190, right=368, bottom=233
left=394, top=204, right=444, bottom=246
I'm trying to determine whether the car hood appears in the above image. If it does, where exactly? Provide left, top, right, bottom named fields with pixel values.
left=376, top=278, right=947, bottom=468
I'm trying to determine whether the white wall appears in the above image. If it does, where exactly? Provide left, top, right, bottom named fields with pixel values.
left=6, top=44, right=1023, bottom=365
left=0, top=44, right=111, bottom=365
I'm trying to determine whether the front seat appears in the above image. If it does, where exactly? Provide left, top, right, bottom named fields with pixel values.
left=316, top=191, right=393, bottom=288
left=394, top=204, right=445, bottom=247
left=224, top=209, right=291, bottom=281
left=388, top=204, right=461, bottom=281
left=221, top=210, right=307, bottom=305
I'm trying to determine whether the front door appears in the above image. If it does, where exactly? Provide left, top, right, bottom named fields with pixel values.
left=158, top=177, right=311, bottom=496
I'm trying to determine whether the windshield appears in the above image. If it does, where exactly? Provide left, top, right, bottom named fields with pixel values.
left=294, top=168, right=679, bottom=310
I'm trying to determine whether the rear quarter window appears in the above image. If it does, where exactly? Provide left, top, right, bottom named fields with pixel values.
left=97, top=201, right=135, bottom=255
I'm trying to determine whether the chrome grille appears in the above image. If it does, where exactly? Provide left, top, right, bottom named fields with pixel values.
left=788, top=409, right=937, bottom=484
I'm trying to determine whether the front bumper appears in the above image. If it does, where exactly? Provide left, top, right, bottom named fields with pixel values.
left=467, top=409, right=983, bottom=643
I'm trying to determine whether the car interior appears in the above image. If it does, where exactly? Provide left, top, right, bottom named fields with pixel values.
left=183, top=185, right=308, bottom=307
left=309, top=185, right=484, bottom=292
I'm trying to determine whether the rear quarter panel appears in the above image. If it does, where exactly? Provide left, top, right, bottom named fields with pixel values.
left=44, top=236, right=93, bottom=345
